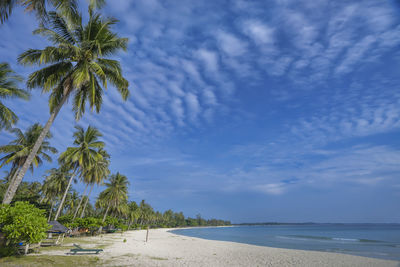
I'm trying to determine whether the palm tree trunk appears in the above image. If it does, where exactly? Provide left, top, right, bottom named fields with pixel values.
left=48, top=201, right=54, bottom=222
left=2, top=166, right=19, bottom=202
left=98, top=203, right=111, bottom=233
left=54, top=169, right=76, bottom=220
left=73, top=183, right=88, bottom=220
left=2, top=93, right=69, bottom=204
left=80, top=184, right=94, bottom=218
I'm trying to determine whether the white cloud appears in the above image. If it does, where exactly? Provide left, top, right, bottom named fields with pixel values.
left=253, top=183, right=287, bottom=195
left=241, top=20, right=275, bottom=46
left=216, top=30, right=248, bottom=56
left=185, top=93, right=201, bottom=122
left=196, top=49, right=219, bottom=73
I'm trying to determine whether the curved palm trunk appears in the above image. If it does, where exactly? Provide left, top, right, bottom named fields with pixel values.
left=98, top=202, right=111, bottom=233
left=2, top=93, right=69, bottom=204
left=3, top=166, right=19, bottom=201
left=54, top=169, right=76, bottom=220
left=80, top=184, right=94, bottom=218
left=48, top=201, right=54, bottom=222
left=72, top=183, right=88, bottom=220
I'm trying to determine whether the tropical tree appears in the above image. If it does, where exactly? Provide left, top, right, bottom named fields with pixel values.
left=0, top=62, right=30, bottom=130
left=54, top=125, right=104, bottom=220
left=138, top=199, right=154, bottom=226
left=63, top=189, right=79, bottom=215
left=96, top=172, right=128, bottom=232
left=127, top=201, right=139, bottom=229
left=41, top=167, right=69, bottom=221
left=0, top=123, right=57, bottom=201
left=0, top=0, right=104, bottom=23
left=79, top=148, right=109, bottom=218
left=2, top=7, right=129, bottom=204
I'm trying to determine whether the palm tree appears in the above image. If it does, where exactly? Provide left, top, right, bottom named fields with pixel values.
left=0, top=0, right=104, bottom=23
left=0, top=63, right=30, bottom=130
left=127, top=201, right=139, bottom=229
left=62, top=189, right=79, bottom=214
left=79, top=148, right=109, bottom=218
left=3, top=8, right=129, bottom=205
left=41, top=167, right=69, bottom=221
left=54, top=125, right=104, bottom=220
left=0, top=123, right=57, bottom=201
left=138, top=200, right=154, bottom=226
left=97, top=172, right=128, bottom=232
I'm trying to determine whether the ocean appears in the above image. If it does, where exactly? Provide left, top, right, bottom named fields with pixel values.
left=171, top=224, right=400, bottom=261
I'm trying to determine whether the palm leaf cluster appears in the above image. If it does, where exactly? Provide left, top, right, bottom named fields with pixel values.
left=18, top=11, right=129, bottom=120
left=0, top=63, right=30, bottom=130
left=0, top=123, right=57, bottom=180
left=0, top=0, right=105, bottom=23
left=96, top=172, right=129, bottom=222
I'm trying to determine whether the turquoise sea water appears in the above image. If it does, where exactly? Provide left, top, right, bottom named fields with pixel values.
left=171, top=224, right=400, bottom=261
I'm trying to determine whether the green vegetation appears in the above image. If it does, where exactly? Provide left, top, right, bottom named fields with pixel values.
left=0, top=62, right=30, bottom=130
left=0, top=255, right=102, bottom=267
left=0, top=201, right=50, bottom=255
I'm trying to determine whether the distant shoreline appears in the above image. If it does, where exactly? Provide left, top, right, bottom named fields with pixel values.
left=233, top=222, right=400, bottom=226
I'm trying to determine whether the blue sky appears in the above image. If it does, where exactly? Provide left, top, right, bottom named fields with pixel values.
left=1, top=0, right=400, bottom=223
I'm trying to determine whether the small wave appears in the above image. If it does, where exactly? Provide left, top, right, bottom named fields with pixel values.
left=277, top=235, right=383, bottom=243
left=332, top=238, right=359, bottom=242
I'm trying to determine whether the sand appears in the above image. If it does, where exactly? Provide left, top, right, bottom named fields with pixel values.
left=39, top=228, right=399, bottom=266
left=52, top=228, right=397, bottom=267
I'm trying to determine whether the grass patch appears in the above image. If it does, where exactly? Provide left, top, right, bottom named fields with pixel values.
left=121, top=253, right=140, bottom=257
left=39, top=245, right=74, bottom=252
left=62, top=237, right=96, bottom=245
left=149, top=256, right=168, bottom=261
left=0, top=255, right=101, bottom=267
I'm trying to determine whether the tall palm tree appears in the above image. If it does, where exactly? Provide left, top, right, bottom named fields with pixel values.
left=3, top=8, right=129, bottom=204
left=127, top=201, right=139, bottom=229
left=63, top=189, right=79, bottom=215
left=97, top=172, right=128, bottom=232
left=0, top=0, right=104, bottom=23
left=54, top=125, right=104, bottom=220
left=0, top=123, right=57, bottom=201
left=0, top=63, right=30, bottom=130
left=79, top=148, right=109, bottom=218
left=41, top=167, right=69, bottom=221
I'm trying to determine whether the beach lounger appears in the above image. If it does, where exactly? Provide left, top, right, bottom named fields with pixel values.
left=69, top=243, right=103, bottom=254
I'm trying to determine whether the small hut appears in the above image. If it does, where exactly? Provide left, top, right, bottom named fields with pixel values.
left=43, top=221, right=69, bottom=246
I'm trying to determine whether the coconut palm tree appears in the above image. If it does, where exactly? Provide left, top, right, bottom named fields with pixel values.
left=41, top=167, right=69, bottom=221
left=0, top=123, right=57, bottom=201
left=54, top=125, right=104, bottom=220
left=0, top=0, right=104, bottom=23
left=97, top=172, right=128, bottom=232
left=62, top=189, right=79, bottom=214
left=79, top=148, right=109, bottom=218
left=2, top=9, right=129, bottom=204
left=0, top=63, right=30, bottom=130
left=127, top=201, right=139, bottom=229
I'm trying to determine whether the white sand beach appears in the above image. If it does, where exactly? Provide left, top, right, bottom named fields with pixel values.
left=40, top=228, right=399, bottom=266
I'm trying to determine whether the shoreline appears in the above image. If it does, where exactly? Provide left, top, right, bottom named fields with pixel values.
left=168, top=226, right=398, bottom=262
left=29, top=228, right=398, bottom=266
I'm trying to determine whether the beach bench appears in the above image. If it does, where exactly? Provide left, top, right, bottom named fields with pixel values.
left=69, top=243, right=103, bottom=255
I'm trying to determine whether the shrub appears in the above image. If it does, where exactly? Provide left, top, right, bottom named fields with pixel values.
left=57, top=214, right=74, bottom=225
left=0, top=201, right=50, bottom=246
